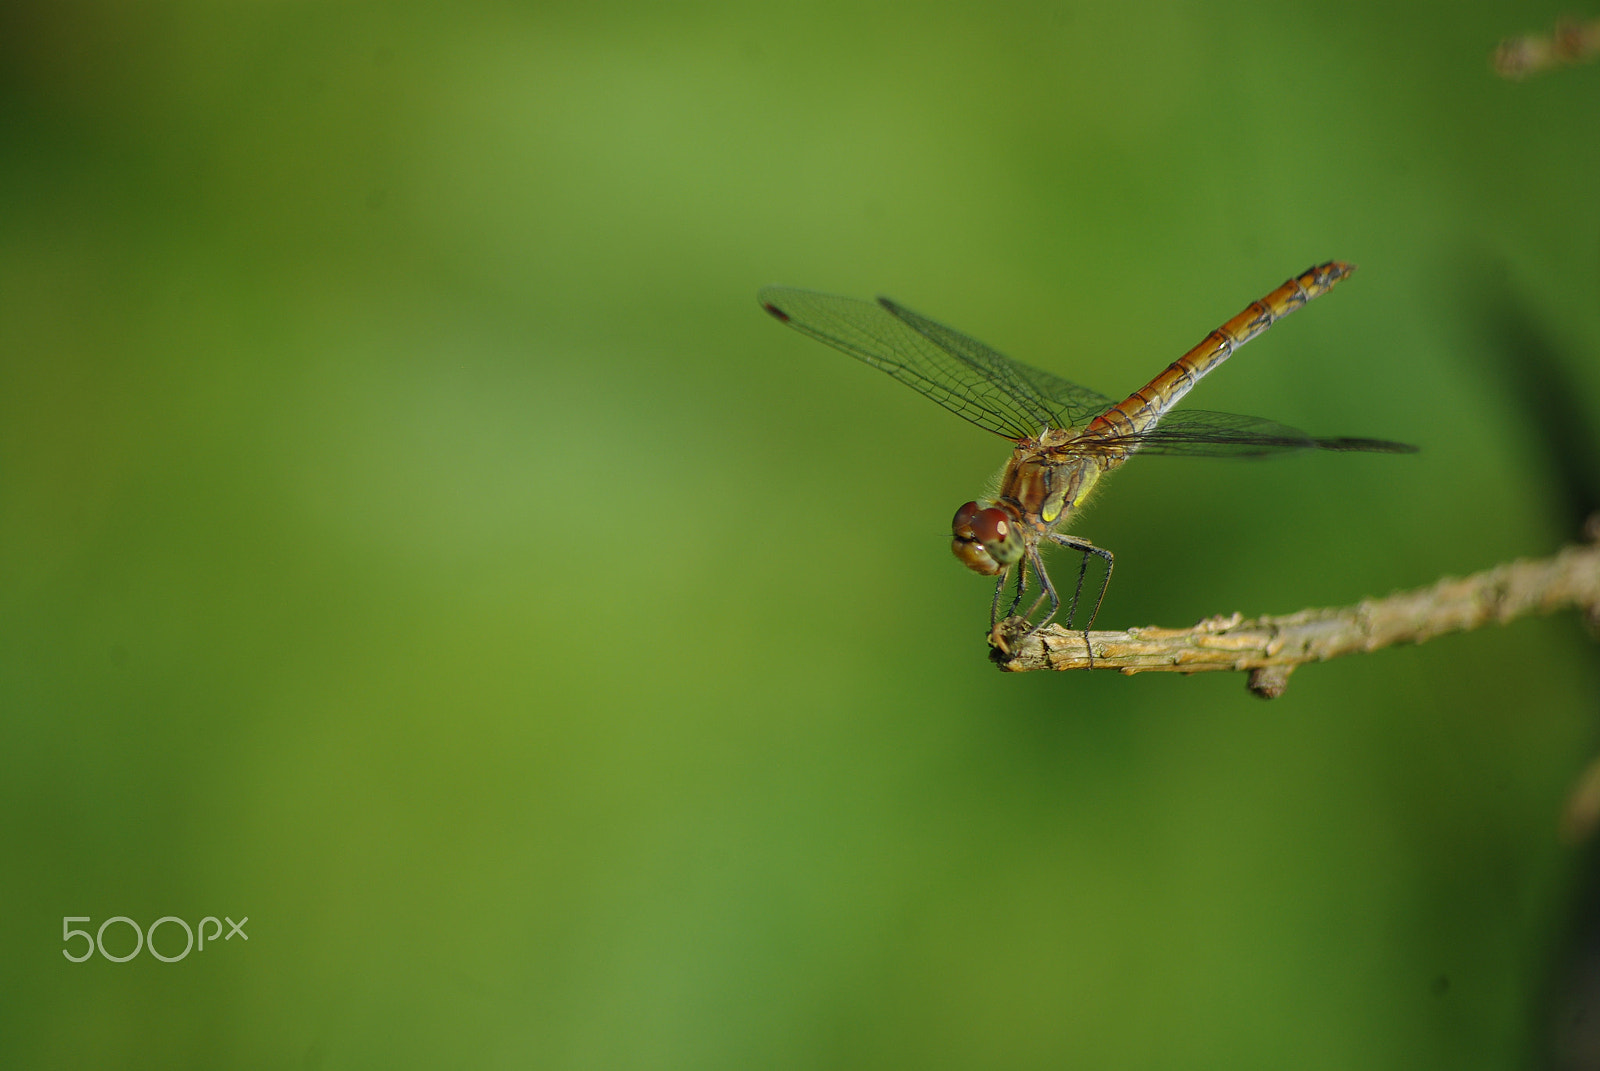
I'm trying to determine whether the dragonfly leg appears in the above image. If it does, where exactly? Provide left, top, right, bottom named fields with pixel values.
left=984, top=546, right=1059, bottom=657
left=1004, top=556, right=1029, bottom=619
left=1018, top=543, right=1062, bottom=633
left=1066, top=547, right=1093, bottom=629
left=988, top=559, right=1037, bottom=654
left=1046, top=534, right=1114, bottom=665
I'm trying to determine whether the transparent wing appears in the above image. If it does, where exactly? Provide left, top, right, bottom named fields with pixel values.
left=1075, top=409, right=1419, bottom=457
left=759, top=286, right=1419, bottom=457
left=759, top=287, right=1115, bottom=441
left=875, top=298, right=1119, bottom=432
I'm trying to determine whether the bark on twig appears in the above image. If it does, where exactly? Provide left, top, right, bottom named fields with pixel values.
left=992, top=535, right=1600, bottom=697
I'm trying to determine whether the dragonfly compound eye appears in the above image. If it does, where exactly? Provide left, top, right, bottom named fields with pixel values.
left=969, top=508, right=1010, bottom=545
left=951, top=502, right=1020, bottom=574
left=952, top=501, right=1001, bottom=575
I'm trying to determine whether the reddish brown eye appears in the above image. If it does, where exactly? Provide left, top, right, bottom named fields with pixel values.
left=952, top=501, right=983, bottom=536
left=970, top=508, right=1010, bottom=544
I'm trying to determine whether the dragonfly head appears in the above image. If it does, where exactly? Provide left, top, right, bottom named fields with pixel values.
left=952, top=501, right=1024, bottom=576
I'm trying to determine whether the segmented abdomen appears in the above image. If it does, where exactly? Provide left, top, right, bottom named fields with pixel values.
left=1082, top=261, right=1353, bottom=443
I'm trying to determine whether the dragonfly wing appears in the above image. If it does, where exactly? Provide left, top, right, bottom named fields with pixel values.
left=760, top=287, right=1105, bottom=440
left=874, top=298, right=1118, bottom=433
left=1077, top=409, right=1419, bottom=457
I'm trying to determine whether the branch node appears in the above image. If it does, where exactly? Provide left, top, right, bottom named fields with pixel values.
left=1247, top=664, right=1294, bottom=699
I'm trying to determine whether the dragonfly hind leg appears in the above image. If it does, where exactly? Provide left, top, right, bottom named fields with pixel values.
left=1049, top=534, right=1114, bottom=663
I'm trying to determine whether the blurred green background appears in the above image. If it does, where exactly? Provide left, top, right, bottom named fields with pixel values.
left=3, top=1, right=1598, bottom=1067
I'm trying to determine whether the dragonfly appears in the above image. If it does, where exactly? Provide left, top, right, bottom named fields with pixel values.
left=759, top=262, right=1417, bottom=656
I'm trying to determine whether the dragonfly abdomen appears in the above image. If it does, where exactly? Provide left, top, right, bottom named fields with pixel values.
left=1082, top=262, right=1354, bottom=443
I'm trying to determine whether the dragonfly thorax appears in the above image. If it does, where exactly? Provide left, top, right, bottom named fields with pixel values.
left=998, top=445, right=1105, bottom=530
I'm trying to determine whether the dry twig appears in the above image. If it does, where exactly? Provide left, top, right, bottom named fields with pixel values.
left=1493, top=16, right=1600, bottom=80
left=992, top=531, right=1600, bottom=697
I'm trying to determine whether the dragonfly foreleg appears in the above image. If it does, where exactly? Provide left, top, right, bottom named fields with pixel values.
left=988, top=558, right=1036, bottom=654
left=1003, top=557, right=1030, bottom=620
left=990, top=558, right=1031, bottom=628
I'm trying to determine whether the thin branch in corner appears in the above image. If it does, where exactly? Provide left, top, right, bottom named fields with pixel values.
left=990, top=527, right=1600, bottom=698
